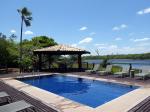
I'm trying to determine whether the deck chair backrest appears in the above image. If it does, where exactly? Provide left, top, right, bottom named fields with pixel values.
left=106, top=65, right=112, bottom=72
left=93, top=64, right=100, bottom=71
left=141, top=66, right=150, bottom=73
left=122, top=66, right=130, bottom=72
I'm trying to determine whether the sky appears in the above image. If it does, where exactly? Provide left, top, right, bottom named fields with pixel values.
left=1, top=0, right=150, bottom=55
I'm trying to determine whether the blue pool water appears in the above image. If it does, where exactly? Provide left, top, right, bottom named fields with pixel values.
left=18, top=75, right=138, bottom=108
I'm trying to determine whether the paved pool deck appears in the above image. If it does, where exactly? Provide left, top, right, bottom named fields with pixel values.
left=0, top=72, right=150, bottom=112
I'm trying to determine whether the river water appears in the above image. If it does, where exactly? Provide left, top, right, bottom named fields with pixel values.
left=83, top=59, right=150, bottom=69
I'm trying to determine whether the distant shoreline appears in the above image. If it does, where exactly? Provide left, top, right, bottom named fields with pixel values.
left=83, top=53, right=150, bottom=60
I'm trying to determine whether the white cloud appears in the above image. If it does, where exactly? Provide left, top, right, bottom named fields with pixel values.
left=137, top=7, right=150, bottom=15
left=109, top=45, right=118, bottom=49
left=121, top=24, right=127, bottom=28
left=24, top=30, right=33, bottom=35
left=79, top=26, right=87, bottom=31
left=94, top=43, right=107, bottom=46
left=93, top=40, right=150, bottom=55
left=115, top=37, right=122, bottom=41
left=94, top=43, right=107, bottom=49
left=96, top=44, right=118, bottom=54
left=132, top=38, right=150, bottom=42
left=94, top=43, right=150, bottom=55
left=136, top=42, right=150, bottom=47
left=79, top=37, right=93, bottom=44
left=137, top=11, right=143, bottom=15
left=71, top=44, right=77, bottom=47
left=112, top=24, right=127, bottom=31
left=89, top=32, right=96, bottom=36
left=10, top=29, right=16, bottom=33
left=112, top=27, right=120, bottom=31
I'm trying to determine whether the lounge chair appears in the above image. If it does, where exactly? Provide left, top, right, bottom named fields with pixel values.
left=0, top=92, right=9, bottom=98
left=85, top=64, right=100, bottom=73
left=97, top=65, right=112, bottom=75
left=0, top=100, right=35, bottom=112
left=0, top=92, right=11, bottom=106
left=135, top=66, right=150, bottom=80
left=114, top=65, right=130, bottom=78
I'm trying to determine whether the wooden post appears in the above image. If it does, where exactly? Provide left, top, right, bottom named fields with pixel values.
left=78, top=54, right=82, bottom=69
left=48, top=55, right=51, bottom=69
left=38, top=54, right=42, bottom=71
left=93, top=63, right=95, bottom=69
left=87, top=62, right=89, bottom=69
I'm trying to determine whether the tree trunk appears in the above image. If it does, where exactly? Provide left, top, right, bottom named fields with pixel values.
left=19, top=15, right=24, bottom=73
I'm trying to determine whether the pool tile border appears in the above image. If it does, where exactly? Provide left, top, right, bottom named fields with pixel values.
left=1, top=73, right=150, bottom=112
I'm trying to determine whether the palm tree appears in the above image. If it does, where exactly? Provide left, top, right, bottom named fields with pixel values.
left=17, top=7, right=32, bottom=73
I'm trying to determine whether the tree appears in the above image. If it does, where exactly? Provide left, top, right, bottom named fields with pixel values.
left=17, top=7, right=33, bottom=73
left=32, top=36, right=57, bottom=48
left=21, top=36, right=57, bottom=72
left=0, top=33, right=18, bottom=73
left=0, top=33, right=8, bottom=68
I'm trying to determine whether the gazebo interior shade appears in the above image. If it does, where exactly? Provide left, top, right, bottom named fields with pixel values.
left=33, top=44, right=90, bottom=72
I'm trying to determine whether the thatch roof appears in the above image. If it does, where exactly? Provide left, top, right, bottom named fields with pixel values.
left=34, top=44, right=90, bottom=54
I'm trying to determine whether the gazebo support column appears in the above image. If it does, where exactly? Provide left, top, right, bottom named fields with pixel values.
left=78, top=54, right=82, bottom=70
left=38, top=54, right=42, bottom=71
left=48, top=55, right=51, bottom=69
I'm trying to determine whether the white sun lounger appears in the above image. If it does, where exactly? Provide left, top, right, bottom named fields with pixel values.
left=0, top=100, right=34, bottom=112
left=85, top=64, right=100, bottom=73
left=97, top=65, right=112, bottom=75
left=114, top=65, right=130, bottom=78
left=0, top=92, right=12, bottom=105
left=0, top=92, right=9, bottom=98
left=135, top=66, right=150, bottom=80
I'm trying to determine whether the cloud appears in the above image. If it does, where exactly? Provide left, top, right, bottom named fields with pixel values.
left=112, top=24, right=127, bottom=31
left=79, top=26, right=87, bottom=31
left=89, top=32, right=96, bottom=36
left=71, top=44, right=77, bottom=47
left=94, top=43, right=107, bottom=46
left=132, top=37, right=150, bottom=42
left=112, top=27, right=120, bottom=31
left=79, top=37, right=93, bottom=44
left=24, top=30, right=33, bottom=35
left=94, top=43, right=150, bottom=55
left=120, top=24, right=127, bottom=28
left=137, top=7, right=150, bottom=15
left=97, top=44, right=118, bottom=50
left=136, top=42, right=150, bottom=47
left=115, top=37, right=122, bottom=41
left=10, top=29, right=16, bottom=33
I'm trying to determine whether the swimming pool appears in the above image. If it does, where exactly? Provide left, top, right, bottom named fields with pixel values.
left=18, top=75, right=138, bottom=108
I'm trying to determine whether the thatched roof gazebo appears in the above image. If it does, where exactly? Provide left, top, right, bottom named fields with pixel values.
left=33, top=44, right=90, bottom=72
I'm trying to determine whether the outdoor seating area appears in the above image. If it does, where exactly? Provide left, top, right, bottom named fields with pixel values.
left=84, top=63, right=150, bottom=80
left=0, top=81, right=58, bottom=112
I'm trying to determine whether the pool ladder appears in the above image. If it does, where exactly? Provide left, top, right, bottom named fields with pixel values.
left=31, top=69, right=41, bottom=83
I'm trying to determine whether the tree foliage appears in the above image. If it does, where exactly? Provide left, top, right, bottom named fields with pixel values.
left=17, top=7, right=32, bottom=27
left=0, top=33, right=18, bottom=68
left=0, top=33, right=57, bottom=71
left=32, top=36, right=57, bottom=48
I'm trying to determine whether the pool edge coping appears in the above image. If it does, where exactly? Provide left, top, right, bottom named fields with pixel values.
left=0, top=73, right=150, bottom=112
